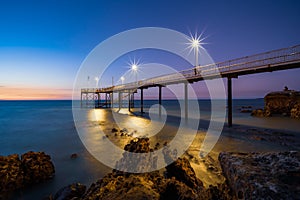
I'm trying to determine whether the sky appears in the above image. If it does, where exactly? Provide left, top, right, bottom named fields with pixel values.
left=0, top=0, right=300, bottom=100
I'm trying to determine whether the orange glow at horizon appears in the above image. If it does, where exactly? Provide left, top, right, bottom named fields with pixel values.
left=0, top=86, right=72, bottom=100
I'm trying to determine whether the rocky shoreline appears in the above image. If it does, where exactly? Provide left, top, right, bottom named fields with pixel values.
left=1, top=139, right=299, bottom=199
left=49, top=136, right=299, bottom=200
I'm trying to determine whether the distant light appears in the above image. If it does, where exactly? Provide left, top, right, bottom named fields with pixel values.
left=131, top=64, right=138, bottom=71
left=120, top=76, right=125, bottom=81
left=192, top=38, right=200, bottom=49
left=187, top=33, right=205, bottom=52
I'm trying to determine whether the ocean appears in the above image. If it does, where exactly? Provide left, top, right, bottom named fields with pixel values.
left=0, top=99, right=299, bottom=199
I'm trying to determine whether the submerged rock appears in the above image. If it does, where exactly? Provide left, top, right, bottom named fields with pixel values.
left=219, top=151, right=300, bottom=199
left=53, top=183, right=86, bottom=200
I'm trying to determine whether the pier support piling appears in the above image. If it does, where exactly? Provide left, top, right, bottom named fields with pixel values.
left=227, top=77, right=233, bottom=127
left=159, top=86, right=162, bottom=116
left=111, top=92, right=114, bottom=108
left=128, top=92, right=131, bottom=111
left=118, top=92, right=122, bottom=110
left=184, top=83, right=188, bottom=119
left=141, top=88, right=144, bottom=114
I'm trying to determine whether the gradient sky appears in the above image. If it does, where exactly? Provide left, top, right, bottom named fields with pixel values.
left=0, top=0, right=300, bottom=100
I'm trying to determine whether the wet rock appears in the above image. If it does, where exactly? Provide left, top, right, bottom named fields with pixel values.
left=265, top=90, right=300, bottom=116
left=70, top=153, right=78, bottom=159
left=219, top=151, right=300, bottom=200
left=115, top=137, right=157, bottom=173
left=240, top=106, right=252, bottom=113
left=165, top=157, right=204, bottom=190
left=82, top=173, right=160, bottom=200
left=111, top=128, right=118, bottom=133
left=0, top=151, right=55, bottom=199
left=0, top=154, right=24, bottom=198
left=53, top=183, right=86, bottom=200
left=251, top=108, right=265, bottom=117
left=21, top=151, right=55, bottom=184
left=291, top=103, right=300, bottom=119
left=252, top=90, right=300, bottom=118
left=120, top=128, right=128, bottom=134
left=160, top=178, right=199, bottom=200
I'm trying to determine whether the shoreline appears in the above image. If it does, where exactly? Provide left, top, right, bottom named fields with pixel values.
left=83, top=108, right=300, bottom=187
left=1, top=104, right=299, bottom=199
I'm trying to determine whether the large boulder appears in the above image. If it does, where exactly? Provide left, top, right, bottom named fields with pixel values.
left=264, top=90, right=300, bottom=116
left=252, top=90, right=300, bottom=118
left=0, top=154, right=24, bottom=198
left=0, top=151, right=55, bottom=199
left=219, top=151, right=300, bottom=199
left=21, top=151, right=55, bottom=184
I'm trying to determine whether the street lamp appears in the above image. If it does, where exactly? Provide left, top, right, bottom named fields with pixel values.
left=187, top=33, right=206, bottom=68
left=192, top=38, right=200, bottom=67
left=131, top=64, right=138, bottom=84
left=95, top=77, right=99, bottom=87
left=120, top=76, right=125, bottom=84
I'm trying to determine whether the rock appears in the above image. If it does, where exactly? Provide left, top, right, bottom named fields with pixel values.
left=219, top=151, right=300, bottom=200
left=240, top=106, right=252, bottom=113
left=115, top=138, right=157, bottom=173
left=0, top=151, right=55, bottom=199
left=165, top=157, right=204, bottom=190
left=82, top=173, right=160, bottom=200
left=265, top=91, right=300, bottom=116
left=21, top=151, right=55, bottom=184
left=252, top=90, right=300, bottom=118
left=70, top=153, right=78, bottom=159
left=251, top=109, right=265, bottom=117
left=53, top=183, right=86, bottom=200
left=159, top=178, right=199, bottom=200
left=0, top=154, right=24, bottom=198
left=111, top=128, right=118, bottom=133
left=120, top=128, right=128, bottom=133
left=291, top=103, right=300, bottom=119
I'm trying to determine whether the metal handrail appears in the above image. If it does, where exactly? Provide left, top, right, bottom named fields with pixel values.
left=87, top=44, right=300, bottom=92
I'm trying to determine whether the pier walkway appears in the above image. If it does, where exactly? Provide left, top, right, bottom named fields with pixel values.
left=81, top=44, right=300, bottom=127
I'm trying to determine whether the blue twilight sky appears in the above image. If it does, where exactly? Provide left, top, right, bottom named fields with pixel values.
left=0, top=0, right=300, bottom=99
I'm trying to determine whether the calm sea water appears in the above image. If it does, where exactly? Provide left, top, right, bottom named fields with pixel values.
left=0, top=99, right=299, bottom=199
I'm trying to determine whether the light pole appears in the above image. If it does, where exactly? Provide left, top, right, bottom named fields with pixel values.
left=121, top=76, right=125, bottom=84
left=192, top=38, right=200, bottom=67
left=131, top=64, right=138, bottom=84
left=95, top=77, right=99, bottom=87
left=187, top=33, right=205, bottom=75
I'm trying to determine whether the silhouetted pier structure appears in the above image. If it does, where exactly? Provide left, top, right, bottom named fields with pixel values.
left=81, top=44, right=300, bottom=127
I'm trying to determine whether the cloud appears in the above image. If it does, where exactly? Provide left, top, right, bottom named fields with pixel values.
left=0, top=86, right=72, bottom=100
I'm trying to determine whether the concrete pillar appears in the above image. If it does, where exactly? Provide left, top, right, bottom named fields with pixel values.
left=184, top=83, right=188, bottom=119
left=141, top=88, right=144, bottom=113
left=159, top=86, right=162, bottom=116
left=132, top=93, right=134, bottom=108
left=111, top=92, right=114, bottom=108
left=118, top=92, right=121, bottom=110
left=228, top=77, right=233, bottom=127
left=128, top=92, right=131, bottom=111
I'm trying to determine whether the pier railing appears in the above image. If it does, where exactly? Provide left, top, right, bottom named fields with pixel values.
left=83, top=44, right=300, bottom=93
